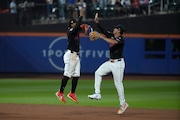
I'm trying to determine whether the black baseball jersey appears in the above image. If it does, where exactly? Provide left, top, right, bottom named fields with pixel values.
left=67, top=16, right=83, bottom=52
left=96, top=23, right=124, bottom=59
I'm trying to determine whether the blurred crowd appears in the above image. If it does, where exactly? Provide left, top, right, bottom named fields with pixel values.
left=0, top=0, right=179, bottom=25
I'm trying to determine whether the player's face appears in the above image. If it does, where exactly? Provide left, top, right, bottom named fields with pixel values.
left=71, top=23, right=76, bottom=28
left=113, top=28, right=120, bottom=34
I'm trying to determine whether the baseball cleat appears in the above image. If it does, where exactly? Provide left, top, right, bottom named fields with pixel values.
left=88, top=93, right=101, bottom=100
left=67, top=92, right=78, bottom=103
left=55, top=90, right=66, bottom=103
left=117, top=102, right=129, bottom=115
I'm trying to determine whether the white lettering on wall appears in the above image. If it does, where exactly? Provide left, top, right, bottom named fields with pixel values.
left=42, top=37, right=109, bottom=71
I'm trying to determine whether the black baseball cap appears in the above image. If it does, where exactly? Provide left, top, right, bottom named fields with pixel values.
left=114, top=24, right=125, bottom=34
left=68, top=18, right=77, bottom=28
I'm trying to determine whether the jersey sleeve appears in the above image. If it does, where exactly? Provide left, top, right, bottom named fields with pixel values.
left=75, top=16, right=83, bottom=31
left=96, top=23, right=113, bottom=38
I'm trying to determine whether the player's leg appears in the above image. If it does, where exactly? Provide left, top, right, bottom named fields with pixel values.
left=56, top=51, right=71, bottom=103
left=67, top=76, right=79, bottom=103
left=71, top=55, right=80, bottom=94
left=112, top=60, right=125, bottom=105
left=67, top=58, right=80, bottom=103
left=60, top=51, right=75, bottom=91
left=88, top=61, right=111, bottom=100
left=95, top=61, right=111, bottom=94
left=55, top=75, right=69, bottom=103
left=111, top=59, right=128, bottom=114
left=59, top=51, right=72, bottom=91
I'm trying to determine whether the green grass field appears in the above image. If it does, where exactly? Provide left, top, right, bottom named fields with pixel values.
left=0, top=78, right=179, bottom=110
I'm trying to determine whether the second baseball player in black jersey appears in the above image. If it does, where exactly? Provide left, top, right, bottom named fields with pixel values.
left=88, top=13, right=129, bottom=115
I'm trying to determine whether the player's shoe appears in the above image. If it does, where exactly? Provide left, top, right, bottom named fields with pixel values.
left=55, top=90, right=66, bottom=103
left=88, top=93, right=101, bottom=100
left=67, top=92, right=78, bottom=103
left=117, top=102, right=129, bottom=115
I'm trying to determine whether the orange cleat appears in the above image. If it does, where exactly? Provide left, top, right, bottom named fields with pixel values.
left=55, top=90, right=66, bottom=103
left=67, top=92, right=78, bottom=103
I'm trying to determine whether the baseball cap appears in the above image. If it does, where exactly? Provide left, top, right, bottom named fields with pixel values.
left=69, top=18, right=77, bottom=24
left=68, top=18, right=77, bottom=28
left=114, top=24, right=125, bottom=34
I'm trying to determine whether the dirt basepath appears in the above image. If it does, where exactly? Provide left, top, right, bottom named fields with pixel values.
left=0, top=104, right=179, bottom=120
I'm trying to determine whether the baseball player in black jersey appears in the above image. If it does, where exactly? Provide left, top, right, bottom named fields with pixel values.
left=88, top=13, right=129, bottom=114
left=55, top=10, right=85, bottom=103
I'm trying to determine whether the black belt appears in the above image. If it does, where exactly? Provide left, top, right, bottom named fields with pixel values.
left=110, top=58, right=122, bottom=63
left=68, top=49, right=79, bottom=55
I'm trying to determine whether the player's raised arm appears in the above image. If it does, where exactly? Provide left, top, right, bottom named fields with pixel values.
left=94, top=13, right=113, bottom=38
left=94, top=13, right=99, bottom=23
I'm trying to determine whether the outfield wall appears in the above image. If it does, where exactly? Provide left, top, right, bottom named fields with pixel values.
left=0, top=13, right=179, bottom=74
left=0, top=33, right=179, bottom=75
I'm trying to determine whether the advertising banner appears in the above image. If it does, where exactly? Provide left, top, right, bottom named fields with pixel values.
left=0, top=36, right=109, bottom=73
